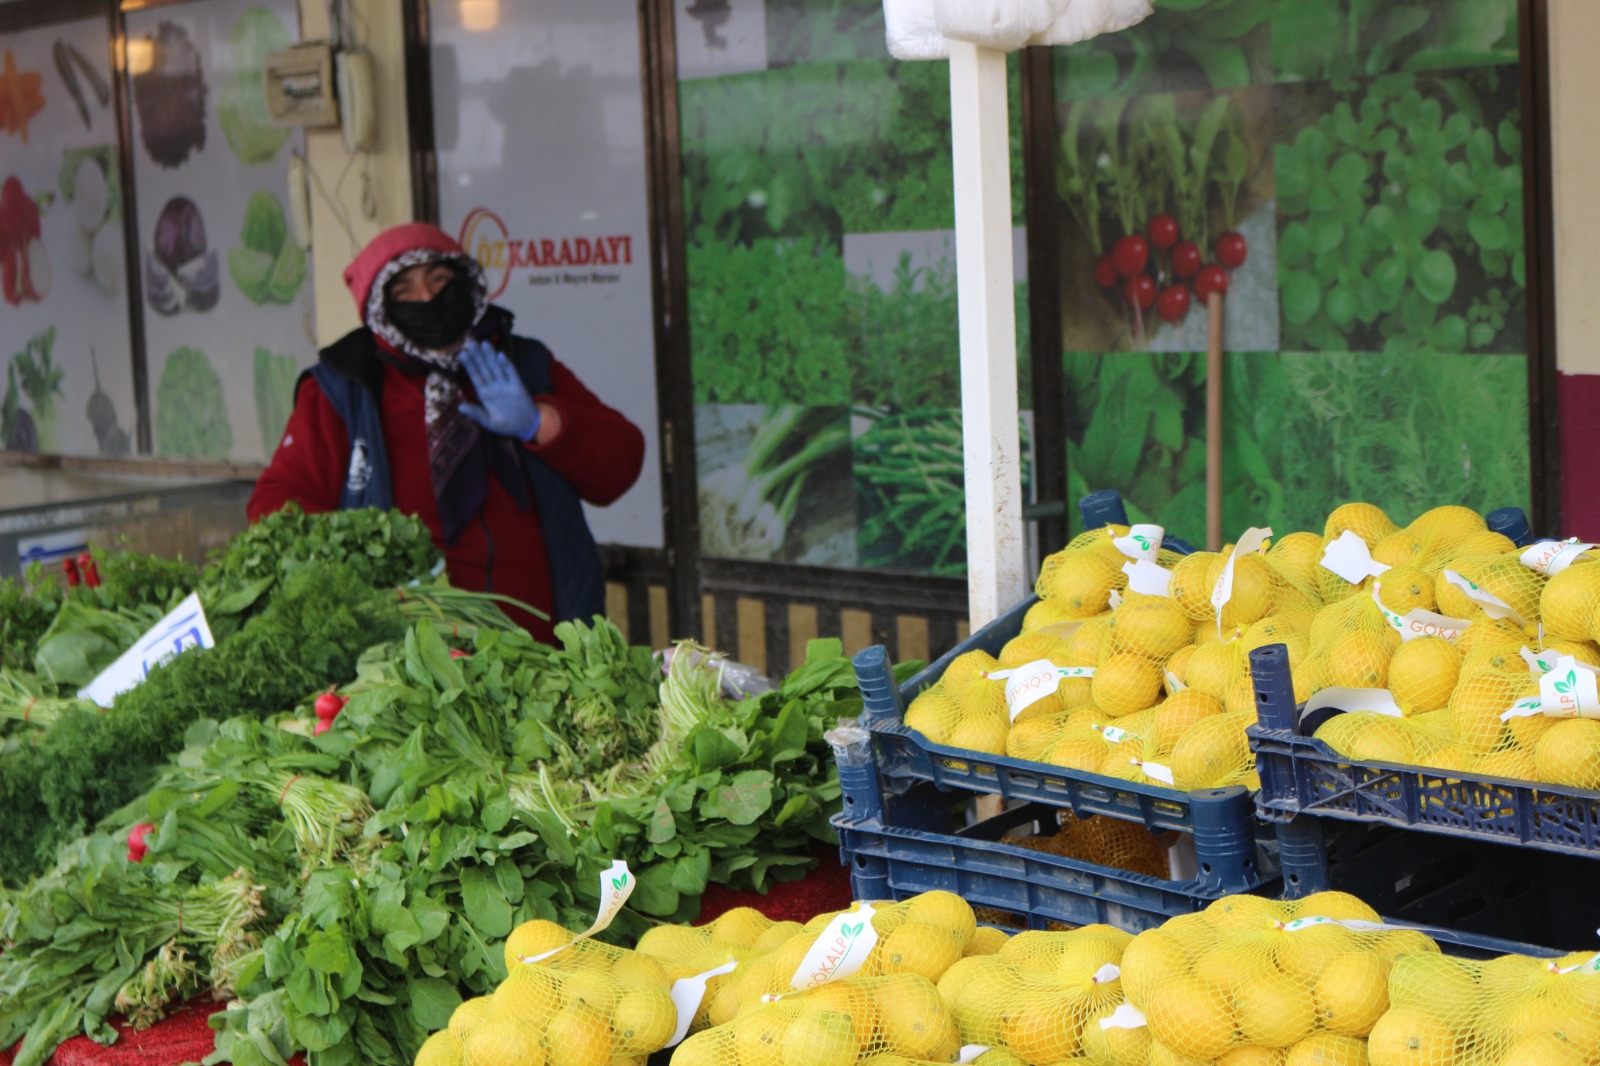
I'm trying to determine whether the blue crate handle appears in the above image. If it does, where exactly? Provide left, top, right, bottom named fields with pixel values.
left=1079, top=489, right=1129, bottom=531
left=827, top=720, right=886, bottom=823
left=1249, top=643, right=1299, bottom=733
left=853, top=645, right=907, bottom=725
left=1189, top=786, right=1261, bottom=894
left=1486, top=507, right=1533, bottom=548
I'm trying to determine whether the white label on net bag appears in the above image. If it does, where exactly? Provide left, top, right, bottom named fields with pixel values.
left=1099, top=1003, right=1149, bottom=1030
left=956, top=1047, right=992, bottom=1065
left=1164, top=670, right=1187, bottom=695
left=523, top=860, right=636, bottom=962
left=1280, top=916, right=1392, bottom=933
left=1093, top=963, right=1122, bottom=984
left=668, top=960, right=739, bottom=1046
left=1095, top=725, right=1136, bottom=744
left=791, top=902, right=878, bottom=991
left=1551, top=947, right=1600, bottom=976
left=1114, top=524, right=1165, bottom=562
left=1521, top=539, right=1597, bottom=576
left=1109, top=588, right=1125, bottom=610
left=1371, top=587, right=1472, bottom=644
left=1538, top=655, right=1600, bottom=719
left=1321, top=530, right=1393, bottom=585
left=1302, top=688, right=1405, bottom=720
left=1136, top=759, right=1175, bottom=785
left=1522, top=646, right=1558, bottom=675
left=1442, top=570, right=1528, bottom=627
left=989, top=660, right=1096, bottom=720
left=1123, top=559, right=1174, bottom=598
left=1212, top=527, right=1274, bottom=634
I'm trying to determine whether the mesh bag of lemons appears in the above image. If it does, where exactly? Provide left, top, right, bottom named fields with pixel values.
left=1303, top=504, right=1600, bottom=790
left=1369, top=945, right=1600, bottom=1066
left=1121, top=891, right=1443, bottom=1066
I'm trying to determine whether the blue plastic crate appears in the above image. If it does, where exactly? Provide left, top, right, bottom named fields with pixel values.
left=832, top=771, right=1267, bottom=928
left=1247, top=643, right=1600, bottom=859
left=1274, top=815, right=1582, bottom=959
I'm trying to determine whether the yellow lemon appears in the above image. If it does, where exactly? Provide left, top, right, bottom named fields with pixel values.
left=1325, top=502, right=1399, bottom=547
left=1365, top=1006, right=1456, bottom=1066
left=1143, top=975, right=1235, bottom=1060
left=1541, top=564, right=1600, bottom=643
left=1093, top=652, right=1166, bottom=718
left=1236, top=974, right=1316, bottom=1048
left=1109, top=597, right=1195, bottom=662
left=780, top=1008, right=859, bottom=1066
left=451, top=995, right=494, bottom=1034
left=462, top=1016, right=547, bottom=1066
left=874, top=974, right=960, bottom=1059
left=1387, top=638, right=1462, bottom=716
left=877, top=920, right=963, bottom=983
left=1313, top=951, right=1390, bottom=1037
left=503, top=920, right=574, bottom=971
left=906, top=890, right=977, bottom=948
left=415, top=1030, right=463, bottom=1066
left=1292, top=890, right=1380, bottom=923
left=1285, top=1033, right=1369, bottom=1066
left=1534, top=719, right=1600, bottom=789
left=965, top=926, right=1009, bottom=957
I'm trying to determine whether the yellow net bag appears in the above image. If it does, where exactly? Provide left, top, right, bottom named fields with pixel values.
left=725, top=893, right=977, bottom=1018
left=940, top=925, right=1134, bottom=1063
left=1371, top=947, right=1600, bottom=1066
left=670, top=973, right=963, bottom=1066
left=1121, top=892, right=1440, bottom=1065
left=424, top=933, right=679, bottom=1066
left=1007, top=812, right=1173, bottom=880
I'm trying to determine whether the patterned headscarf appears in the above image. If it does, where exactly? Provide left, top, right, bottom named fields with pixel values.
left=362, top=249, right=528, bottom=545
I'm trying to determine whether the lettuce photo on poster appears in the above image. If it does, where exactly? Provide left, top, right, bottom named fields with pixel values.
left=1229, top=351, right=1529, bottom=529
left=229, top=190, right=306, bottom=306
left=1271, top=0, right=1517, bottom=83
left=1275, top=70, right=1524, bottom=355
left=218, top=6, right=292, bottom=165
left=253, top=347, right=297, bottom=459
left=155, top=346, right=232, bottom=460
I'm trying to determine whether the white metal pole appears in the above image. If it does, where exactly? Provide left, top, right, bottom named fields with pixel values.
left=948, top=40, right=1027, bottom=628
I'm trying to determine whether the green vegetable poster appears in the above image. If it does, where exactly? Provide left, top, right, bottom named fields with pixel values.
left=680, top=0, right=1532, bottom=574
left=1053, top=0, right=1529, bottom=538
left=124, top=0, right=314, bottom=463
left=0, top=15, right=137, bottom=459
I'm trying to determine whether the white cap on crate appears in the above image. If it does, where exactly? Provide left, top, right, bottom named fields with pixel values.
left=883, top=0, right=1154, bottom=59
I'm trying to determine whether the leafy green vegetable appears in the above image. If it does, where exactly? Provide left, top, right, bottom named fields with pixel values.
left=1271, top=0, right=1516, bottom=84
left=252, top=348, right=299, bottom=459
left=1276, top=71, right=1525, bottom=354
left=217, top=7, right=293, bottom=165
left=155, top=347, right=232, bottom=460
left=231, top=191, right=304, bottom=305
left=1053, top=0, right=1271, bottom=100
left=0, top=565, right=62, bottom=671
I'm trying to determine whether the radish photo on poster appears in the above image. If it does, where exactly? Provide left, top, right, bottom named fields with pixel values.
left=1056, top=85, right=1279, bottom=355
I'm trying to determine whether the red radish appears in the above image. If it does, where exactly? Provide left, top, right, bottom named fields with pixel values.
left=449, top=649, right=470, bottom=660
left=63, top=558, right=81, bottom=587
left=1123, top=274, right=1156, bottom=311
left=1148, top=214, right=1179, bottom=250
left=1170, top=241, right=1202, bottom=279
left=78, top=553, right=100, bottom=589
left=1156, top=285, right=1191, bottom=324
left=128, top=823, right=156, bottom=863
left=1092, top=254, right=1118, bottom=290
left=1195, top=264, right=1229, bottom=300
left=1215, top=232, right=1248, bottom=270
left=1111, top=234, right=1150, bottom=279
left=313, top=692, right=347, bottom=737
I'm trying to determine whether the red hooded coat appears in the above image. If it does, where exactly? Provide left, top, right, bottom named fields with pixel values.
left=247, top=224, right=646, bottom=642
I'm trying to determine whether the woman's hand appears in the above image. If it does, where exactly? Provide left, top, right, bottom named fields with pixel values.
left=458, top=339, right=544, bottom=441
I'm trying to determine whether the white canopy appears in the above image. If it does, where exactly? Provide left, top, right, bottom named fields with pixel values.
left=884, top=0, right=1153, bottom=59
left=880, top=0, right=1152, bottom=626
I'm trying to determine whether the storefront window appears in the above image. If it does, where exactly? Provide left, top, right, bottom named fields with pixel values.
left=678, top=0, right=1030, bottom=577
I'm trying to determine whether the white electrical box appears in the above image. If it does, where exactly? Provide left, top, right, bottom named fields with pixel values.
left=264, top=43, right=339, bottom=129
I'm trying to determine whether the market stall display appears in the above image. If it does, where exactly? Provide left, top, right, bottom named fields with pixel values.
left=0, top=509, right=869, bottom=1065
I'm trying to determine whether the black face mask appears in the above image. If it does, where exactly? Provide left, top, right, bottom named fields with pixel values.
left=383, top=268, right=479, bottom=351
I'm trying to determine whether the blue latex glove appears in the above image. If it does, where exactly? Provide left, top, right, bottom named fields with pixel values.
left=459, top=339, right=542, bottom=442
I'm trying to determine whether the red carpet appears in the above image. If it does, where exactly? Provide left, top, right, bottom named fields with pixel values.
left=0, top=850, right=852, bottom=1065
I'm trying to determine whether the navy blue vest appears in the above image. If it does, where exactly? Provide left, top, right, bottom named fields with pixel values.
left=304, top=315, right=605, bottom=626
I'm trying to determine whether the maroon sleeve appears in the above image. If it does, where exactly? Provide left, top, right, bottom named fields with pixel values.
left=247, top=376, right=350, bottom=521
left=523, top=357, right=647, bottom=507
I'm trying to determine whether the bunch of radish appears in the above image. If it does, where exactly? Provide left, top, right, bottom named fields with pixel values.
left=1093, top=216, right=1246, bottom=340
